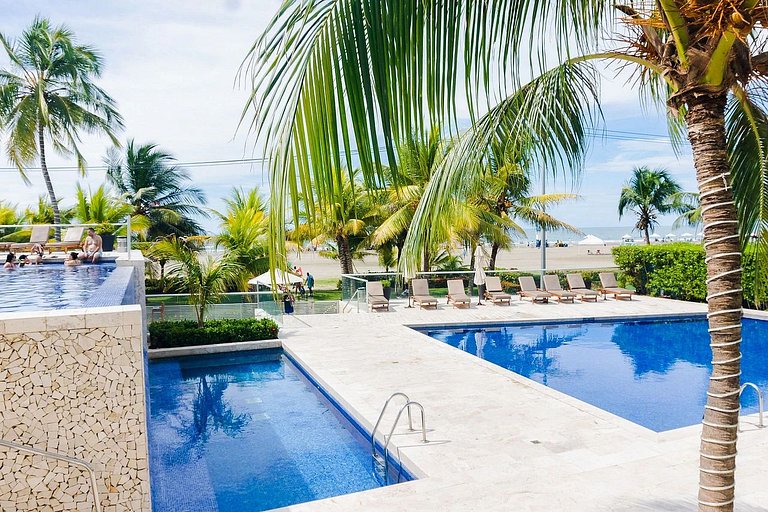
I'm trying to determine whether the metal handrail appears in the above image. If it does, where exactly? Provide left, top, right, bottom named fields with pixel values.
left=0, top=438, right=102, bottom=512
left=382, top=401, right=427, bottom=484
left=739, top=382, right=765, bottom=431
left=371, top=393, right=413, bottom=457
left=342, top=286, right=366, bottom=313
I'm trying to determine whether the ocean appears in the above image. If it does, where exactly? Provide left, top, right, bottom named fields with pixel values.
left=520, top=225, right=702, bottom=245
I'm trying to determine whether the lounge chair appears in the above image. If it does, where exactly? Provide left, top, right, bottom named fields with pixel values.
left=565, top=273, right=601, bottom=302
left=446, top=279, right=471, bottom=308
left=599, top=272, right=635, bottom=300
left=44, top=227, right=85, bottom=253
left=542, top=274, right=577, bottom=303
left=517, top=276, right=552, bottom=303
left=10, top=225, right=51, bottom=252
left=367, top=281, right=390, bottom=311
left=411, top=279, right=438, bottom=309
left=484, top=276, right=512, bottom=305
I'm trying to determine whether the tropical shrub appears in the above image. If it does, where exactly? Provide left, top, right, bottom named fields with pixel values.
left=613, top=244, right=766, bottom=308
left=148, top=318, right=279, bottom=348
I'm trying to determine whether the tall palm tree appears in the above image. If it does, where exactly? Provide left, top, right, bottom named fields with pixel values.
left=106, top=140, right=207, bottom=240
left=618, top=167, right=684, bottom=245
left=247, top=4, right=768, bottom=509
left=0, top=17, right=123, bottom=240
left=73, top=183, right=149, bottom=238
left=213, top=187, right=270, bottom=290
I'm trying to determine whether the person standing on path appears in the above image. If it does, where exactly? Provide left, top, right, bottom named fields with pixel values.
left=305, top=272, right=314, bottom=297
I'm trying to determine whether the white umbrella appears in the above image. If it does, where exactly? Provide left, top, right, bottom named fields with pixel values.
left=578, top=234, right=605, bottom=245
left=621, top=233, right=632, bottom=240
left=665, top=233, right=677, bottom=240
left=650, top=232, right=661, bottom=239
left=473, top=245, right=489, bottom=286
left=248, top=269, right=303, bottom=288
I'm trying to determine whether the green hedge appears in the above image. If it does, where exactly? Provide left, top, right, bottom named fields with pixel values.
left=149, top=318, right=279, bottom=349
left=613, top=243, right=766, bottom=308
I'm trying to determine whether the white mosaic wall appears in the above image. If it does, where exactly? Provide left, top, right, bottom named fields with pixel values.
left=0, top=305, right=151, bottom=511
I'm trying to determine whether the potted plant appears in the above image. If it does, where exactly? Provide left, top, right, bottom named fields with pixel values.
left=381, top=279, right=392, bottom=300
left=96, top=223, right=117, bottom=251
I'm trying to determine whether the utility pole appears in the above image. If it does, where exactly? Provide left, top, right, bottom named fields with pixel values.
left=540, top=175, right=546, bottom=278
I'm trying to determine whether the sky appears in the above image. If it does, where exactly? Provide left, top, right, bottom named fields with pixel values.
left=0, top=1, right=697, bottom=235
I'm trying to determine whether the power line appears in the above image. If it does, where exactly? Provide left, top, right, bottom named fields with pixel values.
left=0, top=128, right=681, bottom=174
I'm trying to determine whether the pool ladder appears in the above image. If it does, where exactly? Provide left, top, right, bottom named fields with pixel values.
left=371, top=392, right=428, bottom=484
left=738, top=382, right=765, bottom=432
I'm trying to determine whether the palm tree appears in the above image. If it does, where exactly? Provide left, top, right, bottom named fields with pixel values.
left=73, top=183, right=149, bottom=238
left=213, top=187, right=270, bottom=290
left=106, top=140, right=207, bottom=240
left=673, top=193, right=703, bottom=232
left=618, top=167, right=684, bottom=245
left=0, top=17, right=123, bottom=240
left=247, top=4, right=768, bottom=509
left=152, top=236, right=241, bottom=327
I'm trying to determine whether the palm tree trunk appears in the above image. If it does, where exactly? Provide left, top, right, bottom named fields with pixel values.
left=644, top=226, right=651, bottom=245
left=686, top=95, right=743, bottom=512
left=336, top=234, right=353, bottom=275
left=38, top=126, right=61, bottom=241
left=489, top=242, right=500, bottom=270
left=422, top=248, right=430, bottom=273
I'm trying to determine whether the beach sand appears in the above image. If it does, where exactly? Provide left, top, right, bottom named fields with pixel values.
left=288, top=244, right=618, bottom=283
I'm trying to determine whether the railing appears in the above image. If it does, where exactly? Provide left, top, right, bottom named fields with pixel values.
left=739, top=382, right=765, bottom=431
left=340, top=267, right=621, bottom=305
left=0, top=438, right=102, bottom=512
left=0, top=220, right=133, bottom=253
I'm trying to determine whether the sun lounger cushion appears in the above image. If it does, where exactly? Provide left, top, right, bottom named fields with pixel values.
left=411, top=279, right=438, bottom=307
left=542, top=275, right=577, bottom=299
left=367, top=282, right=390, bottom=309
left=598, top=273, right=635, bottom=298
left=447, top=279, right=471, bottom=307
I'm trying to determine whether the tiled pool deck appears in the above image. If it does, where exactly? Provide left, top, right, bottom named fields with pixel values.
left=275, top=296, right=768, bottom=511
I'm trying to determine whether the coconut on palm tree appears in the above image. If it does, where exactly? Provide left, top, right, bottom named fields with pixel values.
left=247, top=3, right=768, bottom=509
left=106, top=140, right=207, bottom=240
left=0, top=17, right=123, bottom=240
left=618, top=167, right=685, bottom=245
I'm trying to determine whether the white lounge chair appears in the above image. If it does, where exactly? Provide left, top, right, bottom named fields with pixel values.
left=447, top=279, right=471, bottom=308
left=542, top=274, right=577, bottom=303
left=10, top=225, right=51, bottom=252
left=599, top=272, right=635, bottom=300
left=518, top=276, right=552, bottom=304
left=411, top=279, right=438, bottom=309
left=44, top=227, right=85, bottom=253
left=367, top=281, right=390, bottom=311
left=566, top=273, right=600, bottom=302
left=484, top=276, right=512, bottom=305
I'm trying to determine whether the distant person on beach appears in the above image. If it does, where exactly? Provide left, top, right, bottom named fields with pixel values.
left=79, top=228, right=102, bottom=263
left=293, top=265, right=303, bottom=277
left=305, top=272, right=314, bottom=297
left=65, top=252, right=82, bottom=267
left=4, top=253, right=16, bottom=269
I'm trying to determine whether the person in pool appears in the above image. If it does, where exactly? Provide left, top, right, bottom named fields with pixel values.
left=79, top=228, right=103, bottom=263
left=4, top=253, right=17, bottom=269
left=65, top=252, right=82, bottom=267
left=28, top=243, right=44, bottom=265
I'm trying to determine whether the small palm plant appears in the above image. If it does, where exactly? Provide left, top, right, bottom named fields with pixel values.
left=618, top=167, right=685, bottom=245
left=153, top=236, right=241, bottom=327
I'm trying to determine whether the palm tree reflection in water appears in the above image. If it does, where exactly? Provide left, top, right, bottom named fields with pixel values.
left=178, top=374, right=251, bottom=455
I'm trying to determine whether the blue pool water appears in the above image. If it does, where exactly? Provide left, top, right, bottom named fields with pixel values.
left=420, top=317, right=768, bottom=432
left=0, top=263, right=116, bottom=312
left=148, top=350, right=395, bottom=512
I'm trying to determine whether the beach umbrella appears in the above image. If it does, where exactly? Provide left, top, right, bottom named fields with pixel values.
left=650, top=232, right=661, bottom=240
left=474, top=244, right=489, bottom=304
left=248, top=269, right=303, bottom=288
left=578, top=234, right=605, bottom=245
left=680, top=232, right=693, bottom=240
left=665, top=233, right=677, bottom=240
left=621, top=233, right=632, bottom=240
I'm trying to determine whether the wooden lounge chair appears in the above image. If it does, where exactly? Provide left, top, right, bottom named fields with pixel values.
left=517, top=276, right=552, bottom=303
left=45, top=227, right=85, bottom=253
left=10, top=224, right=50, bottom=252
left=542, top=274, right=577, bottom=303
left=367, top=281, right=390, bottom=311
left=446, top=279, right=471, bottom=308
left=411, top=278, right=438, bottom=309
left=599, top=272, right=635, bottom=300
left=484, top=276, right=512, bottom=305
left=565, top=273, right=600, bottom=302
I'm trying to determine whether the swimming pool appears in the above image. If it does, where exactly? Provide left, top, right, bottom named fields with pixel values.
left=148, top=350, right=401, bottom=512
left=0, top=263, right=116, bottom=312
left=419, top=317, right=768, bottom=432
